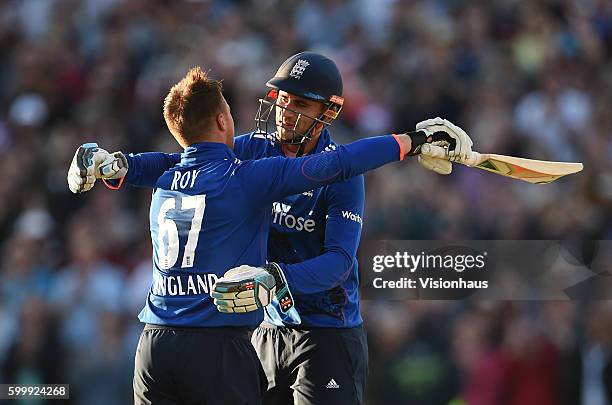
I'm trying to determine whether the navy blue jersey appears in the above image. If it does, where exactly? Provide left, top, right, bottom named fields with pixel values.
left=122, top=136, right=401, bottom=328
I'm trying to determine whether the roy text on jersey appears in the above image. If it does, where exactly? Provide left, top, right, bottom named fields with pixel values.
left=171, top=169, right=202, bottom=191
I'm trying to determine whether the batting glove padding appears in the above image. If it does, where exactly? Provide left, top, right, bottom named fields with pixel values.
left=99, top=151, right=128, bottom=179
left=211, top=263, right=294, bottom=314
left=67, top=143, right=101, bottom=193
left=418, top=143, right=453, bottom=175
left=415, top=117, right=473, bottom=162
left=67, top=143, right=128, bottom=194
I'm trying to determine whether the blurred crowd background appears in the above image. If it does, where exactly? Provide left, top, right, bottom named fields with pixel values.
left=0, top=0, right=611, bottom=403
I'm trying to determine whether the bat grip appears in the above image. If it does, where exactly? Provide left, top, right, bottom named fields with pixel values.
left=420, top=143, right=448, bottom=158
left=458, top=151, right=483, bottom=167
left=420, top=144, right=485, bottom=167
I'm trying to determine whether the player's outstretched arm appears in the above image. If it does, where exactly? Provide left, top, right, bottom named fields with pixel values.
left=240, top=118, right=473, bottom=204
left=236, top=135, right=394, bottom=206
left=111, top=152, right=181, bottom=189
left=67, top=143, right=182, bottom=193
left=95, top=133, right=253, bottom=190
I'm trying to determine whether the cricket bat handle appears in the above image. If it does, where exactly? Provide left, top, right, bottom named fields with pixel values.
left=419, top=144, right=485, bottom=166
left=458, top=151, right=488, bottom=167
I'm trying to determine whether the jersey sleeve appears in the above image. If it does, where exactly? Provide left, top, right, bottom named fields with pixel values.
left=115, top=134, right=252, bottom=189
left=238, top=135, right=401, bottom=206
left=119, top=152, right=181, bottom=188
left=279, top=175, right=365, bottom=294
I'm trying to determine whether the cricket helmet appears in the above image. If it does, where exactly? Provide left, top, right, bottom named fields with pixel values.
left=255, top=52, right=344, bottom=151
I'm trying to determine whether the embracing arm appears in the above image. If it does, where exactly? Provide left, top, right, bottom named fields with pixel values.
left=279, top=176, right=365, bottom=295
left=67, top=120, right=475, bottom=194
left=119, top=152, right=181, bottom=188
left=240, top=135, right=406, bottom=205
left=103, top=133, right=254, bottom=189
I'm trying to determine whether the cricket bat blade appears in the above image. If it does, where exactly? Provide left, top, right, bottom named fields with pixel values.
left=460, top=152, right=583, bottom=184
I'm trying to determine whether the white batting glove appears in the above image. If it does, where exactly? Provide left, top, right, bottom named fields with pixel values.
left=67, top=143, right=103, bottom=193
left=416, top=117, right=473, bottom=162
left=67, top=143, right=128, bottom=194
left=99, top=151, right=128, bottom=179
left=211, top=263, right=294, bottom=314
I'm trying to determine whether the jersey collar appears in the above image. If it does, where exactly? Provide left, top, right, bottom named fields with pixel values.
left=312, top=128, right=333, bottom=154
left=179, top=142, right=237, bottom=166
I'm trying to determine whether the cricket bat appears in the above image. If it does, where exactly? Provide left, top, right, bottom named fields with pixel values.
left=419, top=144, right=583, bottom=184
left=459, top=152, right=583, bottom=184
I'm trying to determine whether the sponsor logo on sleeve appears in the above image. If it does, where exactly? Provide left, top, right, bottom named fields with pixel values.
left=341, top=210, right=363, bottom=225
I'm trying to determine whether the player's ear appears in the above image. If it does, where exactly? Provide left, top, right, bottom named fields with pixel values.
left=216, top=112, right=226, bottom=132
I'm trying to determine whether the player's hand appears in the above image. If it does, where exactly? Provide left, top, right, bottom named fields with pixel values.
left=98, top=151, right=128, bottom=179
left=67, top=143, right=105, bottom=193
left=418, top=143, right=452, bottom=175
left=211, top=263, right=294, bottom=314
left=67, top=143, right=128, bottom=194
left=415, top=117, right=473, bottom=162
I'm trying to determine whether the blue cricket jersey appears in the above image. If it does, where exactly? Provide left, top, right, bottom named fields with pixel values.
left=122, top=135, right=402, bottom=328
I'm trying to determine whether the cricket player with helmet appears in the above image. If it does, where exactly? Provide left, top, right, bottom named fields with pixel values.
left=68, top=54, right=473, bottom=404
